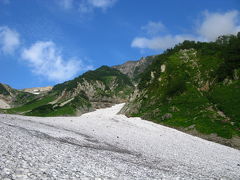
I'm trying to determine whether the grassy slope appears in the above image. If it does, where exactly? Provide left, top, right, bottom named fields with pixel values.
left=7, top=95, right=56, bottom=114
left=208, top=80, right=240, bottom=130
left=127, top=34, right=240, bottom=139
left=25, top=95, right=91, bottom=117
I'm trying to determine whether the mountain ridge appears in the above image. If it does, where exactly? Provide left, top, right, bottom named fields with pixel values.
left=1, top=65, right=136, bottom=116
left=112, top=56, right=155, bottom=82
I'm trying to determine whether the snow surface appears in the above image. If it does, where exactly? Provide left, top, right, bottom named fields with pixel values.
left=0, top=103, right=240, bottom=179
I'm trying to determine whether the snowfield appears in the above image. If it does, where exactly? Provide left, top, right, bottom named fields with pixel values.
left=0, top=103, right=240, bottom=179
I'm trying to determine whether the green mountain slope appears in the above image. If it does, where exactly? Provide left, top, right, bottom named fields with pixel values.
left=5, top=66, right=134, bottom=117
left=122, top=33, right=240, bottom=148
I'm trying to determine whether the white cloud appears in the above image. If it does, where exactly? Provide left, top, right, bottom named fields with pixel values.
left=132, top=35, right=197, bottom=50
left=87, top=0, right=117, bottom=9
left=132, top=10, right=240, bottom=51
left=0, top=26, right=20, bottom=55
left=141, top=21, right=166, bottom=35
left=21, top=41, right=91, bottom=82
left=131, top=21, right=196, bottom=51
left=58, top=0, right=73, bottom=9
left=78, top=0, right=117, bottom=14
left=197, top=10, right=240, bottom=41
left=58, top=0, right=117, bottom=13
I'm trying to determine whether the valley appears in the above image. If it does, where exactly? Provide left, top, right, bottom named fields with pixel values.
left=0, top=33, right=240, bottom=150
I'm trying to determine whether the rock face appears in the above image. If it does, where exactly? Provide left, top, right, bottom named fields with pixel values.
left=112, top=56, right=154, bottom=81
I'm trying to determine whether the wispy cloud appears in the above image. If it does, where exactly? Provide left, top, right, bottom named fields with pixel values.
left=197, top=10, right=240, bottom=41
left=0, top=26, right=20, bottom=55
left=131, top=10, right=240, bottom=51
left=87, top=0, right=117, bottom=9
left=141, top=21, right=166, bottom=36
left=58, top=0, right=117, bottom=14
left=21, top=41, right=92, bottom=82
left=132, top=35, right=197, bottom=51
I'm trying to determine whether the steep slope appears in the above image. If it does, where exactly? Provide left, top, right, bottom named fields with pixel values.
left=9, top=66, right=134, bottom=117
left=0, top=83, right=36, bottom=109
left=122, top=33, right=240, bottom=149
left=112, top=56, right=154, bottom=82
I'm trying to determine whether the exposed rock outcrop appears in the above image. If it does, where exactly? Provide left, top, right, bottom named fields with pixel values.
left=112, top=56, right=154, bottom=81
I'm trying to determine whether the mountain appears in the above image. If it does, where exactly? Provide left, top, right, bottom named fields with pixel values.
left=53, top=65, right=133, bottom=104
left=121, top=33, right=240, bottom=149
left=4, top=66, right=134, bottom=116
left=1, top=56, right=155, bottom=115
left=0, top=83, right=36, bottom=109
left=112, top=56, right=154, bottom=82
left=1, top=33, right=240, bottom=149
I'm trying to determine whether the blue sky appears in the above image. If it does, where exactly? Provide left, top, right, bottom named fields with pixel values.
left=0, top=0, right=239, bottom=89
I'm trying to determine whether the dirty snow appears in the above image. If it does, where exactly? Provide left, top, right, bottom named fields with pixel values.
left=0, top=103, right=240, bottom=179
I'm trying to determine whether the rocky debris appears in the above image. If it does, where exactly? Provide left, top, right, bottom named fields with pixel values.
left=1, top=104, right=240, bottom=179
left=0, top=115, right=187, bottom=179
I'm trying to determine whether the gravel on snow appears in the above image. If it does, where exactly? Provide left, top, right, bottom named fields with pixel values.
left=0, top=103, right=240, bottom=179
